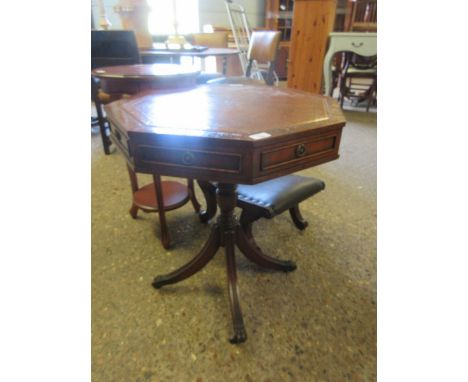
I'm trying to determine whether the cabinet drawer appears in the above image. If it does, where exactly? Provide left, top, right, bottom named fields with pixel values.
left=109, top=122, right=131, bottom=160
left=260, top=133, right=339, bottom=172
left=333, top=35, right=377, bottom=57
left=136, top=145, right=242, bottom=174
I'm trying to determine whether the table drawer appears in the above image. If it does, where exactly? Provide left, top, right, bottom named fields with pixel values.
left=260, top=132, right=339, bottom=172
left=334, top=36, right=377, bottom=57
left=135, top=145, right=242, bottom=174
left=109, top=122, right=131, bottom=160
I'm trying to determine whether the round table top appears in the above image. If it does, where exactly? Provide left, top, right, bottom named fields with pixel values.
left=139, top=47, right=239, bottom=57
left=92, top=63, right=200, bottom=80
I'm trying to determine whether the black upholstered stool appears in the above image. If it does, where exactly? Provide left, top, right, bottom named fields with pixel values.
left=198, top=175, right=325, bottom=236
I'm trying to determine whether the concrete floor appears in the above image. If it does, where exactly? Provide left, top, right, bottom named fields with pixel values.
left=92, top=107, right=376, bottom=382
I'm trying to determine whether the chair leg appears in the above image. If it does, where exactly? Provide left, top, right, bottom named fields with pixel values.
left=239, top=207, right=263, bottom=242
left=92, top=76, right=112, bottom=155
left=197, top=180, right=218, bottom=223
left=127, top=165, right=139, bottom=218
left=289, top=205, right=308, bottom=230
left=95, top=101, right=111, bottom=155
left=366, top=79, right=376, bottom=112
left=153, top=175, right=171, bottom=249
left=187, top=178, right=201, bottom=213
left=129, top=203, right=139, bottom=219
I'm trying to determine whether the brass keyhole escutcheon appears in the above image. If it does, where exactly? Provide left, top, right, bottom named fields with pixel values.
left=182, top=151, right=195, bottom=165
left=295, top=144, right=306, bottom=158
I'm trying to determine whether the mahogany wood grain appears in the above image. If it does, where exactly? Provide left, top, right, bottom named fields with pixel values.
left=105, top=84, right=345, bottom=185
left=105, top=84, right=346, bottom=343
left=132, top=181, right=190, bottom=212
left=92, top=63, right=200, bottom=94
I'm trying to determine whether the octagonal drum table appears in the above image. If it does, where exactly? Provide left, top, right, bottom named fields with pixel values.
left=104, top=84, right=346, bottom=344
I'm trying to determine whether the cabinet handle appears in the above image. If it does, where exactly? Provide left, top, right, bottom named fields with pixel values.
left=351, top=42, right=364, bottom=48
left=182, top=151, right=195, bottom=166
left=295, top=144, right=307, bottom=158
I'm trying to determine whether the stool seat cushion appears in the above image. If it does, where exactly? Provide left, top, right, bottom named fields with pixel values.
left=237, top=175, right=325, bottom=217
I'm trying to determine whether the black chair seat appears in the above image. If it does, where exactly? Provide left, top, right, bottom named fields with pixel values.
left=237, top=175, right=325, bottom=218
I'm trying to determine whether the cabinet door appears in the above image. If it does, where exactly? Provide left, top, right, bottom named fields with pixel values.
left=287, top=0, right=337, bottom=93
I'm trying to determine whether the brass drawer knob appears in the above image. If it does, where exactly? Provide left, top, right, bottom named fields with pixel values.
left=182, top=151, right=195, bottom=166
left=295, top=144, right=306, bottom=158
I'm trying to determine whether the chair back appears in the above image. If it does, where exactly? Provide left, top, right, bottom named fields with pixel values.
left=247, top=31, right=281, bottom=64
left=91, top=30, right=141, bottom=69
left=191, top=32, right=228, bottom=48
left=246, top=31, right=281, bottom=85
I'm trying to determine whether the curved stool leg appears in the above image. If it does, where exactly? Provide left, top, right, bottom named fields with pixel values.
left=187, top=178, right=201, bottom=213
left=289, top=205, right=308, bottom=230
left=236, top=225, right=296, bottom=272
left=152, top=226, right=220, bottom=288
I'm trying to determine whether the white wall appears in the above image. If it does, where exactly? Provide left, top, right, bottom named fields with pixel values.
left=91, top=0, right=265, bottom=32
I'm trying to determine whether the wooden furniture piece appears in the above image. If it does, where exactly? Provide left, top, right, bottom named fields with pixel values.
left=322, top=32, right=377, bottom=96
left=335, top=0, right=377, bottom=109
left=139, top=48, right=239, bottom=76
left=197, top=175, right=326, bottom=232
left=92, top=63, right=202, bottom=249
left=92, top=63, right=200, bottom=94
left=287, top=0, right=337, bottom=94
left=91, top=30, right=141, bottom=155
left=104, top=84, right=346, bottom=343
left=190, top=32, right=228, bottom=48
left=264, top=0, right=294, bottom=79
left=349, top=0, right=377, bottom=32
left=113, top=0, right=153, bottom=48
left=208, top=31, right=281, bottom=86
left=338, top=53, right=377, bottom=111
left=126, top=165, right=197, bottom=249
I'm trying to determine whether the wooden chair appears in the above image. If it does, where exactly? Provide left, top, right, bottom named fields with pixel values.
left=197, top=175, right=325, bottom=237
left=208, top=30, right=281, bottom=86
left=338, top=52, right=377, bottom=111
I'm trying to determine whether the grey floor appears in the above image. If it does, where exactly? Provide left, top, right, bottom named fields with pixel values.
left=92, top=106, right=376, bottom=382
